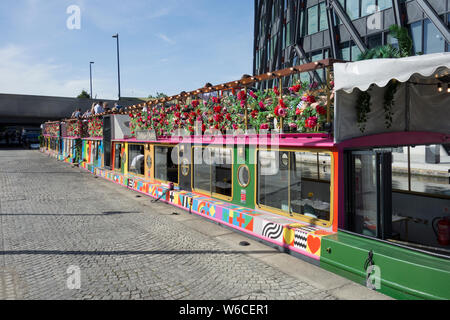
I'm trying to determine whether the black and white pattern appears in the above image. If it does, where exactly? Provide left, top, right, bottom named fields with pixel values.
left=294, top=226, right=318, bottom=250
left=127, top=178, right=134, bottom=188
left=262, top=222, right=283, bottom=241
left=182, top=195, right=191, bottom=209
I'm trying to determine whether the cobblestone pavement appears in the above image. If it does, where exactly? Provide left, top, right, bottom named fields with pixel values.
left=0, top=149, right=344, bottom=300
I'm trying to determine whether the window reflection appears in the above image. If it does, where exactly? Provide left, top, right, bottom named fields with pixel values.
left=128, top=144, right=145, bottom=176
left=258, top=150, right=331, bottom=223
left=193, top=147, right=232, bottom=198
left=424, top=19, right=445, bottom=54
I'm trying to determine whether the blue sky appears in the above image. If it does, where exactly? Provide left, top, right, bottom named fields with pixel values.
left=0, top=0, right=254, bottom=100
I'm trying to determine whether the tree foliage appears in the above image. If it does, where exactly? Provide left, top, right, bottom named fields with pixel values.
left=77, top=90, right=91, bottom=99
left=148, top=92, right=168, bottom=100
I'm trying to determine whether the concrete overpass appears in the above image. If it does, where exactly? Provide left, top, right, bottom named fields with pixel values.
left=0, top=93, right=143, bottom=127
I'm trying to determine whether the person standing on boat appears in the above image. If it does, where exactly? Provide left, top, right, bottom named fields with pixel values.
left=199, top=83, right=218, bottom=103
left=94, top=101, right=104, bottom=114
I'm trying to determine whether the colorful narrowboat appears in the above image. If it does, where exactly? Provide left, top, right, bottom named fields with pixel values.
left=42, top=53, right=450, bottom=300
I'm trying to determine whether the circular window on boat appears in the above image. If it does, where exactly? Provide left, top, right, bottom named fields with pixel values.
left=146, top=154, right=152, bottom=168
left=237, top=165, right=250, bottom=188
left=181, top=158, right=190, bottom=176
left=281, top=152, right=289, bottom=167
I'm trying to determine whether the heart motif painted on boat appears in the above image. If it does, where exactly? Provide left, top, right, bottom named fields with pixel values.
left=307, top=235, right=321, bottom=254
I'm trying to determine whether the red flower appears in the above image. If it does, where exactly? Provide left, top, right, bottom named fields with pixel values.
left=237, top=90, right=247, bottom=101
left=249, top=91, right=257, bottom=99
left=191, top=100, right=199, bottom=108
left=226, top=113, right=232, bottom=121
left=303, top=95, right=316, bottom=104
left=258, top=101, right=266, bottom=110
left=212, top=97, right=221, bottom=104
left=274, top=106, right=282, bottom=117
left=305, top=116, right=318, bottom=128
left=279, top=99, right=286, bottom=108
left=273, top=86, right=280, bottom=95
left=278, top=108, right=287, bottom=118
left=289, top=84, right=302, bottom=93
left=260, top=123, right=269, bottom=130
left=213, top=106, right=222, bottom=113
left=251, top=110, right=258, bottom=118
left=316, top=105, right=326, bottom=115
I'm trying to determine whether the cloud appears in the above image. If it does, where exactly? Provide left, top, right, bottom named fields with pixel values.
left=157, top=33, right=175, bottom=45
left=0, top=44, right=116, bottom=99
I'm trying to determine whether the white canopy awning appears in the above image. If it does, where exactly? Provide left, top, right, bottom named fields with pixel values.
left=334, top=52, right=450, bottom=93
left=333, top=53, right=450, bottom=142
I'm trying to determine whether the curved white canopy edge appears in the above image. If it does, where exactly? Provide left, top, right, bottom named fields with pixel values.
left=334, top=52, right=450, bottom=94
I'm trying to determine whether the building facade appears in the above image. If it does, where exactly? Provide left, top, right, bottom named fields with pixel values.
left=253, top=0, right=450, bottom=84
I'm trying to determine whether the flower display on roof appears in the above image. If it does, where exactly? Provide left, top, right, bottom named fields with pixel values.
left=44, top=122, right=60, bottom=137
left=88, top=117, right=103, bottom=137
left=126, top=78, right=333, bottom=136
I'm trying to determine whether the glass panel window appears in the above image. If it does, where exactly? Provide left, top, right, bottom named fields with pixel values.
left=346, top=0, right=360, bottom=20
left=258, top=150, right=332, bottom=223
left=212, top=148, right=232, bottom=197
left=340, top=44, right=350, bottom=61
left=294, top=152, right=318, bottom=180
left=155, top=146, right=179, bottom=183
left=361, top=0, right=376, bottom=17
left=193, top=147, right=232, bottom=198
left=409, top=145, right=450, bottom=197
left=351, top=44, right=362, bottom=61
left=128, top=144, right=145, bottom=176
left=291, top=152, right=331, bottom=221
left=377, top=0, right=392, bottom=10
left=307, top=5, right=319, bottom=35
left=353, top=153, right=378, bottom=237
left=319, top=152, right=332, bottom=181
left=319, top=2, right=328, bottom=31
left=258, top=150, right=289, bottom=212
left=114, top=143, right=122, bottom=170
left=424, top=19, right=445, bottom=54
left=193, top=147, right=212, bottom=192
left=367, top=33, right=382, bottom=48
left=391, top=147, right=409, bottom=191
left=410, top=21, right=423, bottom=55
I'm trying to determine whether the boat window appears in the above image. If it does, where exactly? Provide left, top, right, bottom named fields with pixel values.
left=114, top=143, right=122, bottom=170
left=258, top=150, right=332, bottom=224
left=95, top=142, right=100, bottom=162
left=392, top=145, right=450, bottom=198
left=193, top=147, right=211, bottom=192
left=90, top=142, right=95, bottom=164
left=192, top=147, right=233, bottom=199
left=128, top=144, right=145, bottom=176
left=345, top=145, right=450, bottom=256
left=155, top=145, right=179, bottom=184
left=212, top=148, right=232, bottom=198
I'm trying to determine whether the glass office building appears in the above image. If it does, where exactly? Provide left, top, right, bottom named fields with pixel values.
left=253, top=0, right=450, bottom=83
